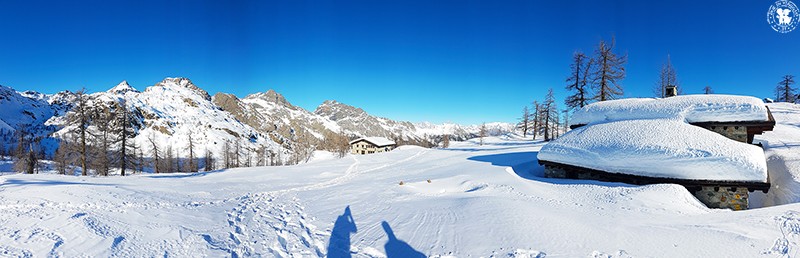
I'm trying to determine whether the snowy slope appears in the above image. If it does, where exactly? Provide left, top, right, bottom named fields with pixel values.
left=2, top=135, right=800, bottom=257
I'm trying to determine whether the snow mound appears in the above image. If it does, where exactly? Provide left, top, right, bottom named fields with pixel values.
left=571, top=94, right=769, bottom=126
left=538, top=119, right=768, bottom=182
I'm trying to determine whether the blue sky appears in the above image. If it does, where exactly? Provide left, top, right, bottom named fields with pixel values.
left=0, top=0, right=797, bottom=124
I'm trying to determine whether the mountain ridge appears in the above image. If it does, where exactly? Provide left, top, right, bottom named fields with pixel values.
left=0, top=77, right=513, bottom=165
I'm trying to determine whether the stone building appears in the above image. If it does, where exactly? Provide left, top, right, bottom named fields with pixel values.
left=350, top=137, right=396, bottom=155
left=542, top=95, right=776, bottom=210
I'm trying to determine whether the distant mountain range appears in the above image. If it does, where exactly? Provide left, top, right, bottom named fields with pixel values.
left=0, top=77, right=513, bottom=163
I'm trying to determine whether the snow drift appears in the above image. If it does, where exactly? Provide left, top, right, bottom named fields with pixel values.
left=538, top=118, right=769, bottom=182
left=571, top=94, right=770, bottom=126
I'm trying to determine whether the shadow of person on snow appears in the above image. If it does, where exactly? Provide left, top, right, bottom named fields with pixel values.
left=327, top=206, right=357, bottom=258
left=382, top=221, right=425, bottom=258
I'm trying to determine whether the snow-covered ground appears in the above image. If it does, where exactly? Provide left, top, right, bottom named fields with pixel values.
left=754, top=103, right=800, bottom=207
left=2, top=106, right=800, bottom=256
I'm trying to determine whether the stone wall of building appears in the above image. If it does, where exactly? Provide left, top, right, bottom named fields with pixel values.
left=691, top=186, right=749, bottom=210
left=544, top=165, right=567, bottom=178
left=545, top=164, right=752, bottom=210
left=702, top=125, right=748, bottom=143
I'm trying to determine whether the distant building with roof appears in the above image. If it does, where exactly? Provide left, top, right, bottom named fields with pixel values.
left=350, top=137, right=396, bottom=155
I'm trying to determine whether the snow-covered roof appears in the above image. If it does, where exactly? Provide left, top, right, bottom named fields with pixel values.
left=571, top=95, right=770, bottom=126
left=538, top=119, right=768, bottom=182
left=350, top=137, right=396, bottom=146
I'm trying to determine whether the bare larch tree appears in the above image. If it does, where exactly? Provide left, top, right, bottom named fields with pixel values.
left=654, top=55, right=678, bottom=98
left=592, top=37, right=626, bottom=101
left=115, top=99, right=136, bottom=176
left=565, top=51, right=593, bottom=109
left=92, top=106, right=113, bottom=176
left=518, top=106, right=531, bottom=137
left=776, top=75, right=797, bottom=103
left=532, top=101, right=540, bottom=140
left=204, top=147, right=214, bottom=171
left=66, top=89, right=92, bottom=176
left=703, top=85, right=713, bottom=94
left=543, top=89, right=557, bottom=141
left=148, top=133, right=161, bottom=173
left=479, top=123, right=487, bottom=146
left=186, top=132, right=197, bottom=172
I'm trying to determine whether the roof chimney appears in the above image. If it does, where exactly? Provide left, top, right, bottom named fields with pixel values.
left=665, top=85, right=677, bottom=97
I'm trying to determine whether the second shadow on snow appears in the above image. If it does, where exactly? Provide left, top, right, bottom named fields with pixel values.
left=381, top=221, right=425, bottom=258
left=326, top=207, right=425, bottom=258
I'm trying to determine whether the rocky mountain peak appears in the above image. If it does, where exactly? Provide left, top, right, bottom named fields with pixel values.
left=154, top=77, right=211, bottom=101
left=108, top=81, right=139, bottom=94
left=245, top=89, right=290, bottom=107
left=314, top=100, right=368, bottom=121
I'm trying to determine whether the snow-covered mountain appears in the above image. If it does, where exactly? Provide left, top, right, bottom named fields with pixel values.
left=0, top=85, right=58, bottom=134
left=213, top=89, right=342, bottom=147
left=313, top=100, right=426, bottom=143
left=0, top=78, right=513, bottom=166
left=414, top=121, right=515, bottom=141
left=218, top=90, right=513, bottom=147
left=46, top=78, right=284, bottom=168
left=0, top=85, right=71, bottom=154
